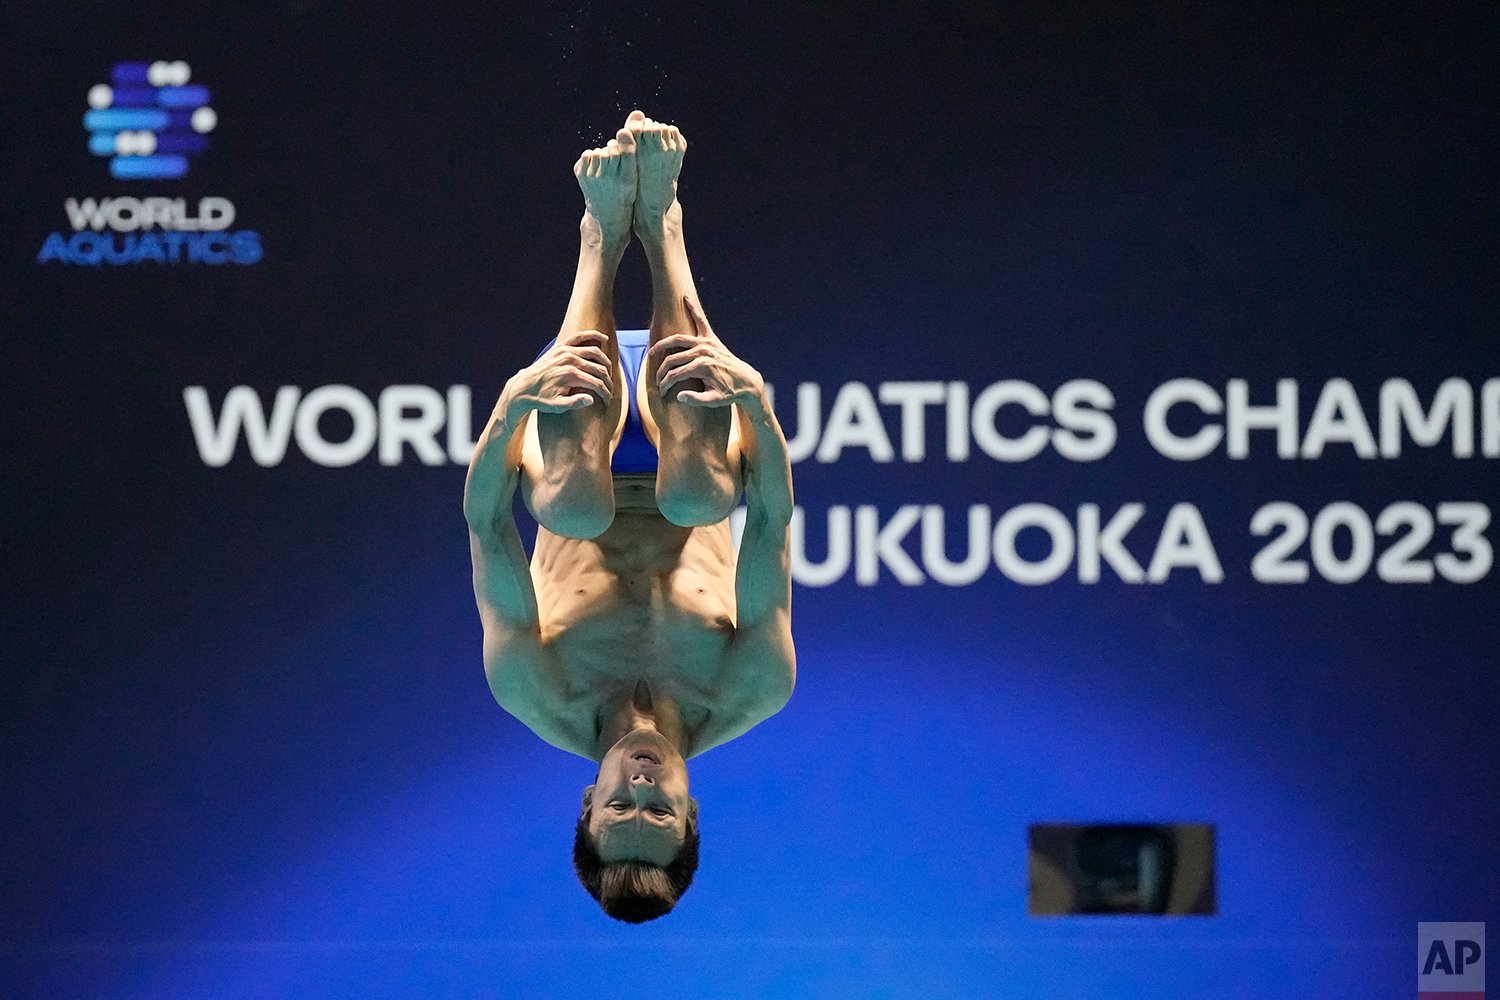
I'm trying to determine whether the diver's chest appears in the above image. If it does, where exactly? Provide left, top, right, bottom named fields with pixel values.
left=546, top=587, right=734, bottom=683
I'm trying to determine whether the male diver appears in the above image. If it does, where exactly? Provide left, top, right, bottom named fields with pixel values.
left=463, top=112, right=795, bottom=923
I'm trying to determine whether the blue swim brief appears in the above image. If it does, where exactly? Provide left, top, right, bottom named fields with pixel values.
left=537, top=329, right=656, bottom=474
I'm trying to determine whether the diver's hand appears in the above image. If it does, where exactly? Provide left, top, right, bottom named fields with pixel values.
left=649, top=297, right=767, bottom=413
left=503, top=329, right=614, bottom=418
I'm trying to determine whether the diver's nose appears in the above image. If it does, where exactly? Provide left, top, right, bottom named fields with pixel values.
left=630, top=772, right=654, bottom=785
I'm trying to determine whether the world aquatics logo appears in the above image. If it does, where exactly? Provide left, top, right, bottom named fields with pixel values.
left=85, top=61, right=216, bottom=180
left=37, top=59, right=262, bottom=266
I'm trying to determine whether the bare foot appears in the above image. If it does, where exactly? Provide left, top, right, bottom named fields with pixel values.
left=624, top=110, right=686, bottom=236
left=573, top=127, right=638, bottom=247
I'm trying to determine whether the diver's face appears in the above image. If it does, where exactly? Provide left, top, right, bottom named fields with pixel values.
left=584, top=729, right=696, bottom=866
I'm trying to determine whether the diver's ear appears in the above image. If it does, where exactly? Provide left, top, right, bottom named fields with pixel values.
left=581, top=785, right=595, bottom=816
left=687, top=796, right=700, bottom=829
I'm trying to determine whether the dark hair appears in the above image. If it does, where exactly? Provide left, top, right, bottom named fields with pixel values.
left=573, top=810, right=700, bottom=923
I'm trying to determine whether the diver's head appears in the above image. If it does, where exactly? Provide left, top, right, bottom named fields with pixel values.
left=574, top=727, right=700, bottom=922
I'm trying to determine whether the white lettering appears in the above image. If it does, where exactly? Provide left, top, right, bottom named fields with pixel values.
left=1302, top=378, right=1377, bottom=458
left=447, top=385, right=478, bottom=464
left=105, top=199, right=141, bottom=232
left=854, top=504, right=924, bottom=584
left=1226, top=378, right=1298, bottom=459
left=143, top=198, right=176, bottom=230
left=972, top=381, right=1050, bottom=462
left=791, top=505, right=852, bottom=586
left=64, top=196, right=237, bottom=232
left=378, top=385, right=447, bottom=466
left=817, top=383, right=894, bottom=463
left=878, top=381, right=945, bottom=461
left=183, top=385, right=299, bottom=467
left=1144, top=378, right=1223, bottom=460
left=64, top=198, right=109, bottom=231
left=187, top=384, right=485, bottom=467
left=993, top=503, right=1073, bottom=585
left=1052, top=379, right=1117, bottom=461
left=1077, top=503, right=1146, bottom=583
left=1147, top=503, right=1222, bottom=582
left=1485, top=379, right=1500, bottom=458
left=783, top=503, right=1234, bottom=587
left=1380, top=378, right=1473, bottom=457
left=945, top=381, right=970, bottom=461
left=198, top=197, right=235, bottom=231
left=294, top=385, right=378, bottom=467
left=920, top=504, right=991, bottom=585
left=778, top=382, right=822, bottom=464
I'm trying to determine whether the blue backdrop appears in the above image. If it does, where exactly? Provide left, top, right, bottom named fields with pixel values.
left=2, top=4, right=1495, bottom=997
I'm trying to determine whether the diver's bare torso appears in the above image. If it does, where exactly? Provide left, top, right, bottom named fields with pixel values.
left=529, top=499, right=737, bottom=736
left=479, top=474, right=789, bottom=760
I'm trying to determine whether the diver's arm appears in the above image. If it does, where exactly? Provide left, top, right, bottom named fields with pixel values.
left=694, top=380, right=796, bottom=755
left=463, top=384, right=539, bottom=632
left=730, top=371, right=795, bottom=637
left=464, top=381, right=560, bottom=730
left=464, top=330, right=616, bottom=628
left=654, top=299, right=796, bottom=753
left=463, top=345, right=611, bottom=757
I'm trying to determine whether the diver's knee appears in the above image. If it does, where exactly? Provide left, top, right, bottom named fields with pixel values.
left=655, top=482, right=736, bottom=527
left=533, top=491, right=615, bottom=539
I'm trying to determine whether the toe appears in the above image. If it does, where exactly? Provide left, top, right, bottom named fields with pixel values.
left=615, top=127, right=635, bottom=152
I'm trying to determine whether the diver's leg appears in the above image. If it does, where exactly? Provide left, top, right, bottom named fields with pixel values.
left=628, top=112, right=742, bottom=526
left=521, top=128, right=637, bottom=539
